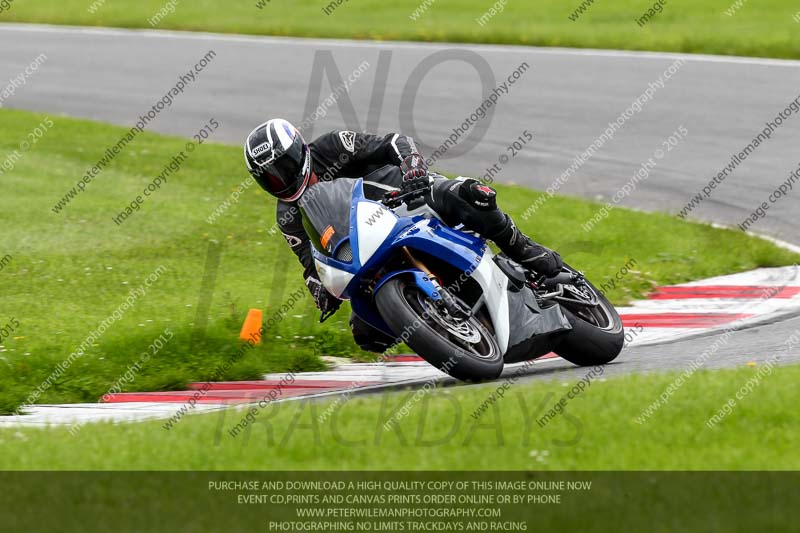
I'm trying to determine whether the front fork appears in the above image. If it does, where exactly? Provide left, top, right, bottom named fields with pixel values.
left=402, top=247, right=471, bottom=320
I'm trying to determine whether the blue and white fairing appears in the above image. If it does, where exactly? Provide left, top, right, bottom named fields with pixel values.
left=301, top=178, right=483, bottom=294
left=299, top=178, right=569, bottom=356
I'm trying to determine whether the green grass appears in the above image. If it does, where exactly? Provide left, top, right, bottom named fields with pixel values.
left=2, top=0, right=800, bottom=58
left=0, top=108, right=797, bottom=414
left=3, top=362, right=799, bottom=470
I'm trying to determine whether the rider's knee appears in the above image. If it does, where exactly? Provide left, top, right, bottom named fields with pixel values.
left=354, top=338, right=394, bottom=354
left=352, top=328, right=395, bottom=353
left=457, top=178, right=498, bottom=211
left=350, top=315, right=396, bottom=354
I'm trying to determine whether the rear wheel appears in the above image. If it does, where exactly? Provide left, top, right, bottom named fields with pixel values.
left=375, top=278, right=503, bottom=381
left=553, top=270, right=624, bottom=366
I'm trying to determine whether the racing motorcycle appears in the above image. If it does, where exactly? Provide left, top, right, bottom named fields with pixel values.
left=300, top=175, right=624, bottom=381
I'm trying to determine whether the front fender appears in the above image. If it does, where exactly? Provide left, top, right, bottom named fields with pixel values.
left=350, top=269, right=442, bottom=339
left=373, top=269, right=442, bottom=301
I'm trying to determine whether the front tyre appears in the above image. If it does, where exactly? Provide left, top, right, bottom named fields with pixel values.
left=375, top=278, right=503, bottom=381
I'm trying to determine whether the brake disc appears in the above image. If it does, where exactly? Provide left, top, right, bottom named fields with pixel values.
left=421, top=298, right=481, bottom=344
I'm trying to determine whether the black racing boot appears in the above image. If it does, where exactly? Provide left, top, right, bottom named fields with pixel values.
left=493, top=215, right=563, bottom=277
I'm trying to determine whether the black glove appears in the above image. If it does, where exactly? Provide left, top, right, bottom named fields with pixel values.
left=305, top=276, right=341, bottom=323
left=399, top=154, right=431, bottom=202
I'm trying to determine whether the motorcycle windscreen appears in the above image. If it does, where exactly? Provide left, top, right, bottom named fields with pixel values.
left=299, top=178, right=357, bottom=257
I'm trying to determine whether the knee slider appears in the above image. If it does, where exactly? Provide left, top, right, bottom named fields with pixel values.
left=458, top=179, right=498, bottom=210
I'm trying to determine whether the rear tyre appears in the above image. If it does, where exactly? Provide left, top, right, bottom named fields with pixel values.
left=553, top=270, right=624, bottom=366
left=375, top=278, right=503, bottom=381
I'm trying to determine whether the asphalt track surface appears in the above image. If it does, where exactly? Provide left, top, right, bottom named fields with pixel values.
left=2, top=23, right=800, bottom=387
left=509, top=314, right=800, bottom=386
left=2, top=23, right=799, bottom=243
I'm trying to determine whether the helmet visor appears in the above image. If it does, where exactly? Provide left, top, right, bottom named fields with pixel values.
left=254, top=141, right=310, bottom=200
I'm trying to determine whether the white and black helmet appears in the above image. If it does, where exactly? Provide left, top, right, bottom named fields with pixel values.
left=244, top=119, right=311, bottom=201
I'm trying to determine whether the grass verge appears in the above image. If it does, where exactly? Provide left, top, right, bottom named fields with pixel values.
left=2, top=362, right=799, bottom=470
left=0, top=108, right=798, bottom=414
left=2, top=0, right=800, bottom=59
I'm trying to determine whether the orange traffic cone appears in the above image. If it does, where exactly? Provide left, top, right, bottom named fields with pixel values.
left=239, top=308, right=263, bottom=344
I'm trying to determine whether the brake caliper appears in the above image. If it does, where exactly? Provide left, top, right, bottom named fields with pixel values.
left=429, top=278, right=471, bottom=320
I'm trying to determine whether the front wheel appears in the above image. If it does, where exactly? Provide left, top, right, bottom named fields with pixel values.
left=375, top=278, right=503, bottom=381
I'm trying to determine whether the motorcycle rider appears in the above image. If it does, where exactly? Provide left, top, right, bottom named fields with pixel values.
left=244, top=118, right=562, bottom=352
